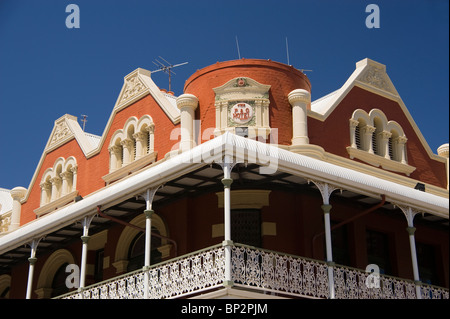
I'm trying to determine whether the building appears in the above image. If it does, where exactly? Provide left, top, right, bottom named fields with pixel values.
left=0, top=58, right=448, bottom=299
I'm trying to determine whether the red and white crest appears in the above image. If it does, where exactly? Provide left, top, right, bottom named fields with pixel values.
left=231, top=103, right=253, bottom=124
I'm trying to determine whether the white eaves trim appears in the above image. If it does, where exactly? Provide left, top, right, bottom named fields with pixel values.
left=0, top=132, right=448, bottom=255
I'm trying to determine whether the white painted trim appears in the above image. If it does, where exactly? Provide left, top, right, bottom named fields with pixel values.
left=1, top=132, right=447, bottom=256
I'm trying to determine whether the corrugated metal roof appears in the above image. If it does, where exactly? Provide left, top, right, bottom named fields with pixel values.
left=0, top=188, right=12, bottom=215
left=84, top=132, right=101, bottom=149
left=0, top=132, right=447, bottom=256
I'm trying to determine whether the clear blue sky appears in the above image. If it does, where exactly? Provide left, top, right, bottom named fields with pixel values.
left=0, top=0, right=448, bottom=190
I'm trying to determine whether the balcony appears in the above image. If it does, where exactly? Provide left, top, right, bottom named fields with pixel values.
left=56, top=244, right=449, bottom=300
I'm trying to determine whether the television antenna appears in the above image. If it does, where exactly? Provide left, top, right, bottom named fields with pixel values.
left=151, top=56, right=188, bottom=92
left=80, top=114, right=88, bottom=131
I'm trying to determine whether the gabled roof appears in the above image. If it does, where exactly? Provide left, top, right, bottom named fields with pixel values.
left=113, top=68, right=180, bottom=122
left=44, top=114, right=98, bottom=154
left=309, top=58, right=444, bottom=161
left=18, top=68, right=180, bottom=203
left=310, top=58, right=399, bottom=117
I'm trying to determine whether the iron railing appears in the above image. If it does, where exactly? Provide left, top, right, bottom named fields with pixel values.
left=56, top=243, right=449, bottom=299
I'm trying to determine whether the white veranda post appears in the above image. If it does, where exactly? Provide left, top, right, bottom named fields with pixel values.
left=399, top=205, right=422, bottom=299
left=310, top=180, right=340, bottom=299
left=26, top=238, right=40, bottom=299
left=221, top=155, right=234, bottom=287
left=143, top=186, right=161, bottom=299
left=79, top=215, right=95, bottom=290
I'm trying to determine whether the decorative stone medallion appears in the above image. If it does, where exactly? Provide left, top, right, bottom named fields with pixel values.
left=230, top=102, right=254, bottom=125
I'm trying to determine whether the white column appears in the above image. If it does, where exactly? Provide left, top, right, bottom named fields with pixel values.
left=26, top=239, right=40, bottom=299
left=362, top=125, right=376, bottom=154
left=121, top=138, right=134, bottom=166
left=70, top=166, right=78, bottom=193
left=397, top=136, right=408, bottom=164
left=142, top=187, right=160, bottom=299
left=379, top=131, right=392, bottom=159
left=79, top=215, right=94, bottom=290
left=39, top=182, right=50, bottom=206
left=176, top=93, right=199, bottom=152
left=50, top=176, right=62, bottom=201
left=349, top=119, right=359, bottom=149
left=109, top=145, right=121, bottom=172
left=400, top=206, right=422, bottom=299
left=288, top=89, right=310, bottom=146
left=146, top=124, right=155, bottom=154
left=60, top=171, right=72, bottom=196
left=310, top=181, right=340, bottom=299
left=222, top=155, right=234, bottom=287
left=143, top=196, right=153, bottom=299
left=133, top=132, right=147, bottom=160
left=9, top=186, right=27, bottom=232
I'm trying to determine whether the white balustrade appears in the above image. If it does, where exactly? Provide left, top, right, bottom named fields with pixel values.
left=57, top=244, right=448, bottom=300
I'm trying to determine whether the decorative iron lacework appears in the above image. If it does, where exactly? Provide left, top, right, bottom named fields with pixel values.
left=57, top=244, right=449, bottom=299
left=231, top=245, right=329, bottom=298
left=60, top=245, right=225, bottom=299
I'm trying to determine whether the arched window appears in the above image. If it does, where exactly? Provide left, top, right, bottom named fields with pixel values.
left=39, top=158, right=78, bottom=208
left=51, top=263, right=70, bottom=298
left=350, top=109, right=408, bottom=163
left=127, top=227, right=162, bottom=272
left=348, top=109, right=413, bottom=175
left=106, top=115, right=156, bottom=183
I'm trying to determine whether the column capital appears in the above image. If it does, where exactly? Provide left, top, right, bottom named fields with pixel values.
left=378, top=130, right=392, bottom=140
left=120, top=138, right=134, bottom=149
left=10, top=186, right=27, bottom=201
left=144, top=209, right=154, bottom=218
left=40, top=182, right=52, bottom=190
left=349, top=118, right=359, bottom=128
left=133, top=131, right=147, bottom=142
left=394, top=135, right=408, bottom=144
left=176, top=93, right=199, bottom=110
left=321, top=204, right=332, bottom=214
left=108, top=145, right=122, bottom=155
left=221, top=178, right=233, bottom=188
left=437, top=143, right=449, bottom=158
left=80, top=235, right=90, bottom=244
left=50, top=176, right=62, bottom=186
left=60, top=171, right=73, bottom=180
left=288, top=89, right=310, bottom=105
left=362, top=125, right=376, bottom=134
left=406, top=226, right=416, bottom=236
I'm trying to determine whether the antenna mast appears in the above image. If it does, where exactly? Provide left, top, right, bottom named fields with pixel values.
left=236, top=36, right=241, bottom=59
left=80, top=115, right=88, bottom=132
left=286, top=37, right=290, bottom=66
left=151, top=56, right=188, bottom=92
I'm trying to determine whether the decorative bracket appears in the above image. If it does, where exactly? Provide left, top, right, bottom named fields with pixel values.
left=308, top=180, right=342, bottom=205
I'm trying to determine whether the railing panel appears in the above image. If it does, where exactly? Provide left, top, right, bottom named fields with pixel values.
left=56, top=244, right=448, bottom=300
left=231, top=245, right=329, bottom=298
